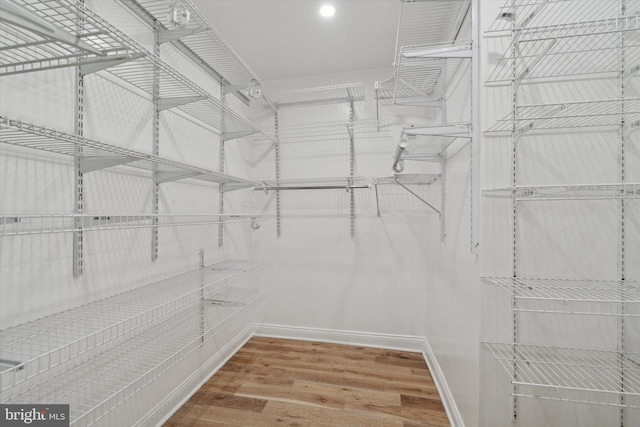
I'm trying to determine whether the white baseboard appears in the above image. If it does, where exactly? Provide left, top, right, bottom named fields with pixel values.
left=135, top=323, right=254, bottom=427
left=253, top=323, right=425, bottom=352
left=422, top=338, right=466, bottom=427
left=139, top=323, right=464, bottom=427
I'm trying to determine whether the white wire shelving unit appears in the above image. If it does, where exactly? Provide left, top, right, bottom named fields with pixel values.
left=484, top=183, right=640, bottom=201
left=119, top=0, right=262, bottom=89
left=376, top=0, right=478, bottom=245
left=2, top=286, right=262, bottom=426
left=483, top=277, right=640, bottom=316
left=0, top=213, right=261, bottom=236
left=483, top=342, right=640, bottom=408
left=1, top=0, right=269, bottom=141
left=0, top=116, right=257, bottom=188
left=484, top=0, right=640, bottom=421
left=0, top=259, right=262, bottom=396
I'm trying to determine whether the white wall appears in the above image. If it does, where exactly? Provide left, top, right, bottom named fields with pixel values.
left=245, top=68, right=439, bottom=338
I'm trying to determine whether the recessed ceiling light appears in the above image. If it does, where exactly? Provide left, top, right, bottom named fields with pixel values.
left=319, top=5, right=335, bottom=18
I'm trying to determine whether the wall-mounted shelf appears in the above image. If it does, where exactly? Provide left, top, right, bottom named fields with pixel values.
left=263, top=82, right=365, bottom=108
left=0, top=0, right=131, bottom=76
left=375, top=0, right=470, bottom=107
left=253, top=120, right=390, bottom=144
left=486, top=99, right=640, bottom=134
left=0, top=260, right=262, bottom=395
left=0, top=116, right=257, bottom=188
left=487, top=6, right=640, bottom=84
left=483, top=277, right=640, bottom=316
left=256, top=176, right=370, bottom=192
left=486, top=0, right=636, bottom=37
left=484, top=183, right=640, bottom=201
left=483, top=342, right=640, bottom=408
left=375, top=173, right=440, bottom=186
left=120, top=0, right=262, bottom=89
left=2, top=286, right=262, bottom=426
left=0, top=213, right=261, bottom=236
left=377, top=40, right=472, bottom=106
left=2, top=0, right=268, bottom=140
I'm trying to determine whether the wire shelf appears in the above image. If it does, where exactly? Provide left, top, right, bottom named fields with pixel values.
left=484, top=342, right=640, bottom=408
left=486, top=0, right=638, bottom=36
left=487, top=9, right=640, bottom=83
left=3, top=287, right=262, bottom=426
left=0, top=260, right=262, bottom=395
left=275, top=120, right=389, bottom=143
left=486, top=99, right=640, bottom=134
left=0, top=0, right=132, bottom=76
left=394, top=1, right=470, bottom=63
left=257, top=176, right=370, bottom=191
left=375, top=174, right=440, bottom=186
left=0, top=116, right=257, bottom=187
left=378, top=41, right=471, bottom=104
left=483, top=277, right=640, bottom=316
left=484, top=183, right=640, bottom=201
left=263, top=82, right=366, bottom=108
left=120, top=0, right=262, bottom=87
left=5, top=0, right=268, bottom=140
left=0, top=213, right=261, bottom=236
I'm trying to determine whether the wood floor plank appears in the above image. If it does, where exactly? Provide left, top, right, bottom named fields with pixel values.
left=235, top=382, right=345, bottom=410
left=263, top=400, right=404, bottom=427
left=165, top=337, right=450, bottom=427
left=167, top=404, right=311, bottom=427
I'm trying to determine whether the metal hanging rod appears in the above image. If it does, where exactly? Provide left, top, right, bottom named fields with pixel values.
left=0, top=116, right=257, bottom=188
left=484, top=183, right=640, bottom=201
left=255, top=176, right=371, bottom=192
left=486, top=98, right=640, bottom=134
left=483, top=342, right=640, bottom=408
left=120, top=0, right=263, bottom=88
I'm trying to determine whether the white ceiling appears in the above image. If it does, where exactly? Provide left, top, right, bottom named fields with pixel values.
left=192, top=0, right=401, bottom=83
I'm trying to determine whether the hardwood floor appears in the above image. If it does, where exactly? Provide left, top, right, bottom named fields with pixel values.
left=165, top=337, right=450, bottom=427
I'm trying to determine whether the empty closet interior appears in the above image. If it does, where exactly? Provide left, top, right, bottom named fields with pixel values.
left=0, top=0, right=638, bottom=426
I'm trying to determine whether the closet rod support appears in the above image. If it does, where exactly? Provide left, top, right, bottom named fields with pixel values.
left=395, top=180, right=440, bottom=216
